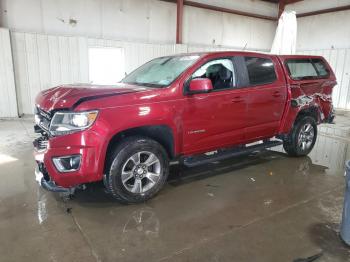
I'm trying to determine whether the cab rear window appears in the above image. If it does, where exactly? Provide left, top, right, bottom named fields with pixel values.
left=286, top=58, right=330, bottom=80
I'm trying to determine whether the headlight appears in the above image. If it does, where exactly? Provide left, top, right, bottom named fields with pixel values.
left=49, top=110, right=99, bottom=136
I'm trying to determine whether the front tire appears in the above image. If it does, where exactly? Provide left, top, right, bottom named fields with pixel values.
left=283, top=116, right=317, bottom=157
left=106, top=136, right=169, bottom=204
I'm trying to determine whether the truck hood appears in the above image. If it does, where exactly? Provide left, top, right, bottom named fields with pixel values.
left=35, top=83, right=151, bottom=112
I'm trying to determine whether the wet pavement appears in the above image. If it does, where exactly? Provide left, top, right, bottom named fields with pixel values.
left=0, top=118, right=350, bottom=262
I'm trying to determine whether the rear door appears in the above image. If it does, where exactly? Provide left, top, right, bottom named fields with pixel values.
left=239, top=55, right=288, bottom=141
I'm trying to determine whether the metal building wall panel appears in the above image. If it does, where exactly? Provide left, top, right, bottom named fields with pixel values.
left=11, top=32, right=89, bottom=115
left=1, top=0, right=277, bottom=49
left=37, top=34, right=52, bottom=93
left=8, top=31, right=350, bottom=116
left=298, top=48, right=350, bottom=110
left=78, top=37, right=89, bottom=82
left=25, top=33, right=41, bottom=112
left=58, top=36, right=71, bottom=84
left=47, top=35, right=62, bottom=87
left=11, top=32, right=29, bottom=115
left=9, top=31, right=267, bottom=116
left=174, top=44, right=188, bottom=54
left=186, top=44, right=258, bottom=53
left=0, top=28, right=18, bottom=118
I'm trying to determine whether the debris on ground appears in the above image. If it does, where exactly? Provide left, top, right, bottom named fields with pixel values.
left=264, top=199, right=273, bottom=206
left=206, top=184, right=220, bottom=188
left=293, top=252, right=323, bottom=262
left=66, top=207, right=72, bottom=214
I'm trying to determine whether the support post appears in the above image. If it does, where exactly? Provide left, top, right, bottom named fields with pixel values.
left=176, top=0, right=183, bottom=44
left=278, top=0, right=286, bottom=19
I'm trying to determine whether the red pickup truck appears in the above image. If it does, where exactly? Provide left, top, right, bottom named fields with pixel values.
left=33, top=51, right=336, bottom=203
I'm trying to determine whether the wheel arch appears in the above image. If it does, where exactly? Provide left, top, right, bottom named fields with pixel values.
left=295, top=106, right=320, bottom=124
left=104, top=125, right=175, bottom=172
left=279, top=105, right=321, bottom=136
left=282, top=111, right=318, bottom=157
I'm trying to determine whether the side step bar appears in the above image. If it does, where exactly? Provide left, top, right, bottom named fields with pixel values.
left=183, top=140, right=283, bottom=168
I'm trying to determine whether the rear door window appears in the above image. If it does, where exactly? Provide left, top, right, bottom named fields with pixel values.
left=286, top=58, right=329, bottom=80
left=244, top=57, right=277, bottom=86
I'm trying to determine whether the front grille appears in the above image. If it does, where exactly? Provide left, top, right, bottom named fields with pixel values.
left=35, top=107, right=52, bottom=132
left=33, top=136, right=49, bottom=151
left=38, top=139, right=48, bottom=150
left=37, top=107, right=52, bottom=120
left=39, top=117, right=50, bottom=131
left=34, top=107, right=51, bottom=151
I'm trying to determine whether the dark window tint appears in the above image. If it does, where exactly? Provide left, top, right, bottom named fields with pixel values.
left=286, top=59, right=329, bottom=80
left=244, top=57, right=277, bottom=85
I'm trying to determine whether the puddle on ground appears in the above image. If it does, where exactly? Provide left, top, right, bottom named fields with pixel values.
left=1, top=119, right=350, bottom=262
left=273, top=134, right=350, bottom=175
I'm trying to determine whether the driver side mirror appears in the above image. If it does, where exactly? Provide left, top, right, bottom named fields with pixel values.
left=188, top=78, right=213, bottom=94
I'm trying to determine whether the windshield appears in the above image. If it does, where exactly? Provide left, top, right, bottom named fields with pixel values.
left=122, top=55, right=200, bottom=87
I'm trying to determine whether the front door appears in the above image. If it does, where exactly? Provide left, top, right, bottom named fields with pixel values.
left=182, top=58, right=248, bottom=155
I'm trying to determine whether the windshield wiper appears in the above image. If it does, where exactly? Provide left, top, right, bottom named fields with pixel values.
left=160, top=58, right=172, bottom=65
left=141, top=83, right=164, bottom=88
left=123, top=82, right=165, bottom=88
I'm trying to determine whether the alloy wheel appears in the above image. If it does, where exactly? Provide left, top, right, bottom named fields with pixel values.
left=297, top=123, right=315, bottom=151
left=121, top=151, right=161, bottom=194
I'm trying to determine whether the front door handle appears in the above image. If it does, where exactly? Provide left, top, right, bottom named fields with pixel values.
left=272, top=91, right=281, bottom=97
left=231, top=96, right=244, bottom=103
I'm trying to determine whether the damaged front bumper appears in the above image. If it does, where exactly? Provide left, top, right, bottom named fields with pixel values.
left=35, top=165, right=75, bottom=194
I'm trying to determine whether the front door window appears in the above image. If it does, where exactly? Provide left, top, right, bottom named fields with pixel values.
left=192, top=59, right=235, bottom=90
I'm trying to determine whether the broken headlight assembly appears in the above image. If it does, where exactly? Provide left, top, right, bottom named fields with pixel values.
left=49, top=110, right=99, bottom=136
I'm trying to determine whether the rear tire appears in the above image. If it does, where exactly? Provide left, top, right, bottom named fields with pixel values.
left=283, top=116, right=317, bottom=157
left=106, top=136, right=169, bottom=204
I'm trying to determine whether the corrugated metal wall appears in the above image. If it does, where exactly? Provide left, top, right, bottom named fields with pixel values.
left=297, top=49, right=350, bottom=110
left=8, top=31, right=248, bottom=116
left=11, top=33, right=89, bottom=115
left=0, top=28, right=18, bottom=118
left=0, top=0, right=277, bottom=50
left=10, top=32, right=184, bottom=115
left=5, top=31, right=350, bottom=117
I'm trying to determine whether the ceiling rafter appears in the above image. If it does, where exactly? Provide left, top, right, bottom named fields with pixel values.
left=160, top=0, right=277, bottom=21
left=261, top=0, right=303, bottom=4
left=162, top=0, right=350, bottom=23
left=297, top=4, right=350, bottom=18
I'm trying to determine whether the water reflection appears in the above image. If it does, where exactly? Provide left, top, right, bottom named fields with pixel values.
left=309, top=135, right=350, bottom=174
left=294, top=156, right=311, bottom=176
left=309, top=223, right=350, bottom=261
left=122, top=208, right=160, bottom=238
left=108, top=207, right=160, bottom=258
left=44, top=134, right=350, bottom=262
left=37, top=189, right=48, bottom=224
left=0, top=153, right=18, bottom=165
left=273, top=134, right=350, bottom=174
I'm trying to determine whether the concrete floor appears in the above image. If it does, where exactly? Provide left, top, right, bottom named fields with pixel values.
left=1, top=118, right=350, bottom=262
